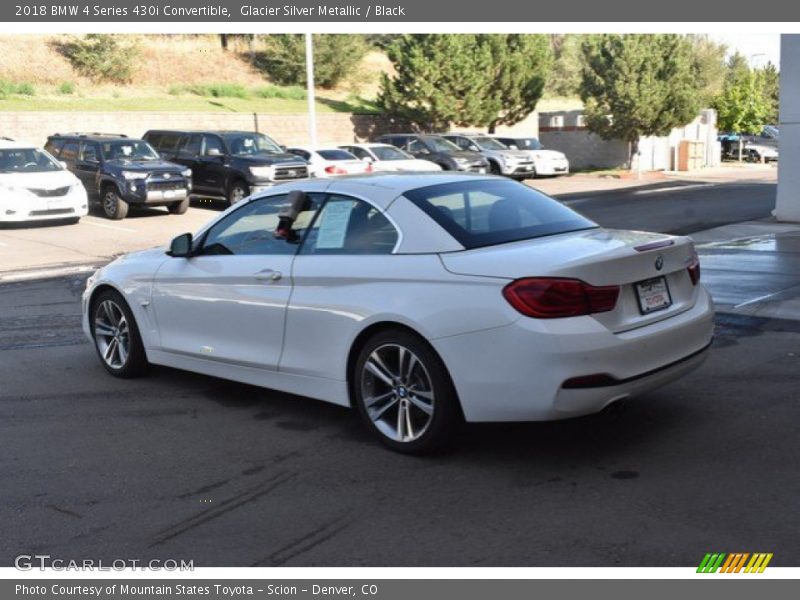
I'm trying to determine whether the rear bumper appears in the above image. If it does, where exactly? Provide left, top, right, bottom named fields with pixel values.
left=534, top=158, right=570, bottom=175
left=432, top=285, right=714, bottom=422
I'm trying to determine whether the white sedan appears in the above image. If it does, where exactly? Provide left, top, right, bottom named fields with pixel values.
left=338, top=143, right=442, bottom=172
left=286, top=146, right=371, bottom=178
left=82, top=173, right=714, bottom=453
left=0, top=139, right=88, bottom=224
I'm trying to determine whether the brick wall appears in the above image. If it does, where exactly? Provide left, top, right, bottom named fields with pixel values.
left=0, top=111, right=399, bottom=148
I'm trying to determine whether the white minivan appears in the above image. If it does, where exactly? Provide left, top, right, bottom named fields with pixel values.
left=0, top=138, right=88, bottom=224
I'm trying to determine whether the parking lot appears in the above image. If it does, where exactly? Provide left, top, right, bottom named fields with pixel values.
left=2, top=273, right=799, bottom=566
left=3, top=172, right=799, bottom=567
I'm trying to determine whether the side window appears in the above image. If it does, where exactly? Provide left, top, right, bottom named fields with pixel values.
left=289, top=149, right=311, bottom=161
left=451, top=137, right=469, bottom=150
left=202, top=135, right=225, bottom=156
left=301, top=195, right=398, bottom=256
left=59, top=141, right=79, bottom=162
left=181, top=134, right=202, bottom=156
left=200, top=194, right=320, bottom=256
left=80, top=143, right=99, bottom=163
left=145, top=133, right=162, bottom=148
left=407, top=139, right=427, bottom=154
left=45, top=139, right=64, bottom=157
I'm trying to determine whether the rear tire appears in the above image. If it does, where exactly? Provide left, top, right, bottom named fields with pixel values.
left=352, top=328, right=461, bottom=455
left=168, top=197, right=190, bottom=215
left=101, top=186, right=129, bottom=220
left=228, top=180, right=250, bottom=206
left=91, top=289, right=148, bottom=378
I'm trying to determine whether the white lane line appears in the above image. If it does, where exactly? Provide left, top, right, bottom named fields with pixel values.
left=82, top=218, right=137, bottom=233
left=633, top=183, right=715, bottom=195
left=734, top=291, right=782, bottom=309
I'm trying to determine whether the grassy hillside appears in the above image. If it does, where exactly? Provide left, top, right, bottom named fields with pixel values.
left=0, top=34, right=390, bottom=113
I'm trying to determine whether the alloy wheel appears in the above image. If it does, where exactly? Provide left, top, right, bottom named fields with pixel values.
left=360, top=343, right=435, bottom=443
left=94, top=299, right=130, bottom=369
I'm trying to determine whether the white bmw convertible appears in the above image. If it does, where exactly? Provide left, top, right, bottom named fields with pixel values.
left=82, top=173, right=714, bottom=453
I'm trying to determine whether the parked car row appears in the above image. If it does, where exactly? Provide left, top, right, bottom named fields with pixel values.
left=1, top=128, right=569, bottom=225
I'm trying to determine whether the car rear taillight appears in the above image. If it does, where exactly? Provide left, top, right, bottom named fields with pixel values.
left=502, top=277, right=620, bottom=319
left=325, top=165, right=347, bottom=175
left=687, top=254, right=701, bottom=285
left=365, top=163, right=373, bottom=173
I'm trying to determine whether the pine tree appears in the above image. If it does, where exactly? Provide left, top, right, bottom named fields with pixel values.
left=378, top=34, right=551, bottom=132
left=579, top=34, right=702, bottom=168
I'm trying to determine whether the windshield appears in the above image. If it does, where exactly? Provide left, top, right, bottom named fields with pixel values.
left=474, top=137, right=508, bottom=150
left=404, top=179, right=596, bottom=249
left=0, top=148, right=63, bottom=173
left=102, top=141, right=159, bottom=161
left=223, top=133, right=284, bottom=156
left=372, top=146, right=411, bottom=161
left=422, top=136, right=462, bottom=153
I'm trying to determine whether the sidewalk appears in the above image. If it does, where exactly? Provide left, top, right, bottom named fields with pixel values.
left=694, top=218, right=800, bottom=321
left=533, top=162, right=777, bottom=198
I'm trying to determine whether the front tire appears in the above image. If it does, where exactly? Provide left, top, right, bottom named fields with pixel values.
left=102, top=186, right=129, bottom=220
left=91, top=289, right=147, bottom=378
left=227, top=180, right=250, bottom=206
left=353, top=329, right=461, bottom=454
left=489, top=161, right=502, bottom=176
left=168, top=197, right=190, bottom=214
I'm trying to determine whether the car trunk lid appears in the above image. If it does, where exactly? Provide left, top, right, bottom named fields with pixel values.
left=440, top=228, right=700, bottom=332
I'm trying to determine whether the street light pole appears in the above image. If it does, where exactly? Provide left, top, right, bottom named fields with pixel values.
left=305, top=33, right=317, bottom=146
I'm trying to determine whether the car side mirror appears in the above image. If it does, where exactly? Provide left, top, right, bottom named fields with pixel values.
left=279, top=145, right=288, bottom=152
left=469, top=144, right=480, bottom=152
left=59, top=161, right=68, bottom=168
left=508, top=144, right=518, bottom=150
left=168, top=232, right=193, bottom=258
left=206, top=148, right=223, bottom=157
left=361, top=156, right=373, bottom=164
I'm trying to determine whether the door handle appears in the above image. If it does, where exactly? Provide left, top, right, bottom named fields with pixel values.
left=254, top=269, right=282, bottom=282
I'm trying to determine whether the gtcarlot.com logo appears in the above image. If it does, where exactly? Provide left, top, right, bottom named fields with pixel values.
left=14, top=554, right=193, bottom=571
left=697, top=553, right=773, bottom=573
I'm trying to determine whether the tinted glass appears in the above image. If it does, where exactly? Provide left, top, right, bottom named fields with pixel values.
left=222, top=132, right=283, bottom=156
left=202, top=135, right=225, bottom=156
left=60, top=142, right=79, bottom=161
left=101, top=141, right=159, bottom=161
left=0, top=148, right=63, bottom=173
left=201, top=195, right=320, bottom=256
left=422, top=136, right=461, bottom=153
left=404, top=179, right=596, bottom=249
left=301, top=196, right=398, bottom=255
left=474, top=136, right=508, bottom=150
left=80, top=143, right=99, bottom=162
left=318, top=149, right=357, bottom=161
left=372, top=146, right=410, bottom=161
left=182, top=135, right=202, bottom=156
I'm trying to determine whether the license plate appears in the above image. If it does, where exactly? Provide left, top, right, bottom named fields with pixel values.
left=635, top=277, right=672, bottom=314
left=46, top=200, right=67, bottom=210
left=163, top=190, right=176, bottom=199
left=478, top=168, right=487, bottom=174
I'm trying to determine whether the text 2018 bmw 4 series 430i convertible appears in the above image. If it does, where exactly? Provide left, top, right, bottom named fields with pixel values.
left=82, top=173, right=714, bottom=453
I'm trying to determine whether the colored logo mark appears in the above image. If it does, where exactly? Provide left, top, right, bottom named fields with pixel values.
left=697, top=553, right=773, bottom=573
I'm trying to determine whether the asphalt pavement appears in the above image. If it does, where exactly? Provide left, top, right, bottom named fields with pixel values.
left=1, top=274, right=799, bottom=567
left=3, top=176, right=799, bottom=567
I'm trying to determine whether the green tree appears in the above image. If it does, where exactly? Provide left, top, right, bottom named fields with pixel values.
left=379, top=34, right=551, bottom=132
left=378, top=35, right=496, bottom=131
left=545, top=34, right=583, bottom=98
left=254, top=35, right=369, bottom=89
left=480, top=34, right=552, bottom=132
left=579, top=34, right=702, bottom=168
left=715, top=68, right=772, bottom=160
left=760, top=61, right=780, bottom=123
left=689, top=35, right=728, bottom=106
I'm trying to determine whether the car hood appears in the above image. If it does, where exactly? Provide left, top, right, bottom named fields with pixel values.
left=0, top=169, right=78, bottom=188
left=234, top=154, right=307, bottom=166
left=106, top=159, right=185, bottom=172
left=525, top=149, right=567, bottom=160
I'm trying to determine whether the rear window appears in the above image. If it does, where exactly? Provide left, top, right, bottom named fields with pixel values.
left=318, top=149, right=356, bottom=161
left=404, top=179, right=596, bottom=249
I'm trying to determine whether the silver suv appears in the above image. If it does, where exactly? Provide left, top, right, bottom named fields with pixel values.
left=444, top=133, right=535, bottom=180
